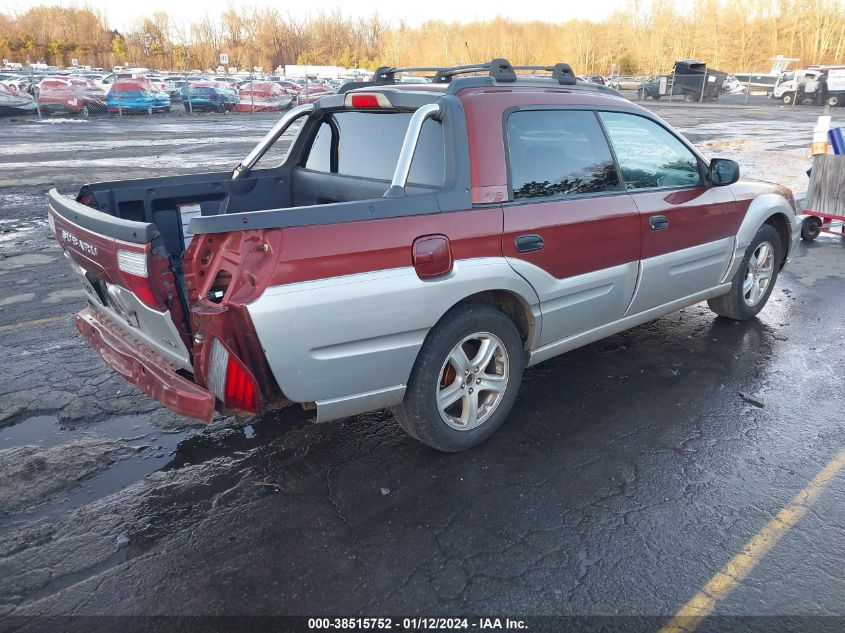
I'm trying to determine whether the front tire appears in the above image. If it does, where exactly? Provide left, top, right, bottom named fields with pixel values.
left=395, top=303, right=525, bottom=452
left=707, top=224, right=782, bottom=320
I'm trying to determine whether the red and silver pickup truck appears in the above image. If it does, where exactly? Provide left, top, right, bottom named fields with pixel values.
left=48, top=59, right=802, bottom=452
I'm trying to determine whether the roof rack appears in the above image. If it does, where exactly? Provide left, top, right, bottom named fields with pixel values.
left=372, top=58, right=577, bottom=86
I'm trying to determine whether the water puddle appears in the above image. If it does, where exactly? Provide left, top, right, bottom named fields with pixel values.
left=0, top=407, right=311, bottom=536
left=0, top=414, right=191, bottom=533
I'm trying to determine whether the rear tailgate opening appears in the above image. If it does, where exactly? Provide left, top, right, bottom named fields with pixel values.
left=49, top=189, right=284, bottom=420
left=49, top=189, right=192, bottom=366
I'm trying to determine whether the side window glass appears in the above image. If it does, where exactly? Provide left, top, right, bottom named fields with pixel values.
left=506, top=109, right=621, bottom=200
left=598, top=112, right=701, bottom=189
left=304, top=121, right=332, bottom=172
left=250, top=118, right=304, bottom=170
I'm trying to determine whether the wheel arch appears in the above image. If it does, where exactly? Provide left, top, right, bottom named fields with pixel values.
left=723, top=193, right=797, bottom=283
left=454, top=289, right=539, bottom=348
left=763, top=212, right=792, bottom=268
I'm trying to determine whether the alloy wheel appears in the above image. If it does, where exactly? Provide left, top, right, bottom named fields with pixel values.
left=437, top=332, right=509, bottom=431
left=743, top=241, right=775, bottom=306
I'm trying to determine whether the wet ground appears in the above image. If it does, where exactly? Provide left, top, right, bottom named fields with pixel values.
left=1, top=103, right=844, bottom=630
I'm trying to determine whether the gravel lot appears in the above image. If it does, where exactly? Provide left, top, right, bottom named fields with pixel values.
left=1, top=102, right=844, bottom=631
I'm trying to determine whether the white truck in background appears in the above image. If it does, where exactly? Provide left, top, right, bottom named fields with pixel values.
left=772, top=66, right=845, bottom=106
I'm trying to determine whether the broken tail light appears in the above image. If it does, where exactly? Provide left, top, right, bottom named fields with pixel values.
left=207, top=338, right=260, bottom=414
left=116, top=248, right=164, bottom=311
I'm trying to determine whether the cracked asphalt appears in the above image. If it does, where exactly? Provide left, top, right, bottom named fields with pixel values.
left=0, top=104, right=844, bottom=631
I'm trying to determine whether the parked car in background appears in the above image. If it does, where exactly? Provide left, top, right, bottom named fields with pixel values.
left=608, top=76, right=642, bottom=90
left=181, top=80, right=239, bottom=112
left=37, top=76, right=107, bottom=117
left=82, top=72, right=117, bottom=93
left=273, top=79, right=302, bottom=92
left=212, top=76, right=242, bottom=87
left=637, top=75, right=669, bottom=100
left=106, top=78, right=171, bottom=114
left=48, top=58, right=801, bottom=452
left=586, top=75, right=606, bottom=85
left=268, top=80, right=303, bottom=105
left=144, top=76, right=169, bottom=95
left=231, top=81, right=294, bottom=111
left=0, top=73, right=34, bottom=93
left=160, top=76, right=188, bottom=101
left=0, top=82, right=38, bottom=115
left=296, top=81, right=334, bottom=104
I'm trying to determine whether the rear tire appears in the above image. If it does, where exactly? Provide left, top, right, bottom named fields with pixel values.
left=395, top=303, right=525, bottom=452
left=827, top=95, right=840, bottom=107
left=684, top=92, right=696, bottom=102
left=801, top=216, right=822, bottom=241
left=707, top=224, right=782, bottom=320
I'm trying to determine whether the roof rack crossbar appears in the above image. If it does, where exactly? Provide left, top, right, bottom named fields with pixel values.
left=372, top=59, right=576, bottom=86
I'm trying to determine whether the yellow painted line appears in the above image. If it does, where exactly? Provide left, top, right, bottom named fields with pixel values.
left=660, top=447, right=845, bottom=633
left=0, top=315, right=65, bottom=333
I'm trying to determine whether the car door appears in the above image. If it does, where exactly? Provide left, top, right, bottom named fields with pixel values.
left=598, top=111, right=741, bottom=315
left=502, top=108, right=641, bottom=346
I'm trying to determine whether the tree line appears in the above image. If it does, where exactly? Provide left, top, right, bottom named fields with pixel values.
left=1, top=0, right=844, bottom=75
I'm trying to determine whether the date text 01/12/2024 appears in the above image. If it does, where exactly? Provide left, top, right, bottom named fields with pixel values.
left=307, top=618, right=528, bottom=630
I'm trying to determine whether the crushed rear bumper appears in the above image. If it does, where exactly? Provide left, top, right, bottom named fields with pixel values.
left=76, top=305, right=215, bottom=422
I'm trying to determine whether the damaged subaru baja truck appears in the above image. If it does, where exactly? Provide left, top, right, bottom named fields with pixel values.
left=48, top=60, right=803, bottom=452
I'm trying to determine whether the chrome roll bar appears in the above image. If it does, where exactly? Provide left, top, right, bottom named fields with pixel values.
left=384, top=103, right=441, bottom=198
left=232, top=103, right=315, bottom=179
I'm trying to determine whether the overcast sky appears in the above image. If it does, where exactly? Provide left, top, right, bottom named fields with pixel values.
left=0, top=0, right=623, bottom=30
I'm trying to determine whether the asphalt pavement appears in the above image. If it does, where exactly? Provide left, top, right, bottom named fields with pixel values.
left=1, top=103, right=844, bottom=632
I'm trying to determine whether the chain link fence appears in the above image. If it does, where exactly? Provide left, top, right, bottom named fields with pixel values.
left=0, top=68, right=334, bottom=121
left=3, top=67, right=838, bottom=121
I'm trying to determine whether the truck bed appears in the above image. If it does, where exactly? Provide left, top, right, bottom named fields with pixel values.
left=66, top=168, right=439, bottom=260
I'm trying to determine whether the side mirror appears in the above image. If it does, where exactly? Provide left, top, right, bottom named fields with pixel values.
left=709, top=158, right=740, bottom=186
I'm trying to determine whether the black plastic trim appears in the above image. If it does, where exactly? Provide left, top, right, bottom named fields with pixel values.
left=48, top=189, right=158, bottom=244
left=445, top=76, right=624, bottom=97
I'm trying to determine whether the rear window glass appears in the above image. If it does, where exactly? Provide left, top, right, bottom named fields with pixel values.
left=506, top=110, right=621, bottom=200
left=304, top=111, right=444, bottom=187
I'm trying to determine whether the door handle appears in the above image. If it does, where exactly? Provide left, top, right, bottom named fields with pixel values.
left=649, top=215, right=669, bottom=231
left=515, top=234, right=544, bottom=253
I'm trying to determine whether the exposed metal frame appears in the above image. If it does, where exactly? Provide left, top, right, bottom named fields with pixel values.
left=384, top=102, right=441, bottom=198
left=232, top=103, right=314, bottom=179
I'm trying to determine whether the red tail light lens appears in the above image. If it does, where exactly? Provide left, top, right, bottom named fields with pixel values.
left=116, top=248, right=164, bottom=310
left=208, top=338, right=260, bottom=413
left=120, top=272, right=163, bottom=309
left=225, top=355, right=258, bottom=412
